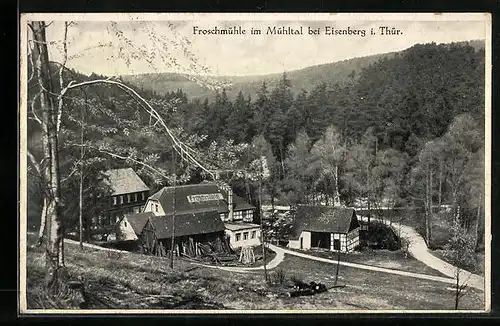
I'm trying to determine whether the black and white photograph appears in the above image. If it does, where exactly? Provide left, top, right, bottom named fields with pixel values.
left=19, top=13, right=491, bottom=313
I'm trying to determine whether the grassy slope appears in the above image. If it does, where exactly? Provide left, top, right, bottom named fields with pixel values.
left=26, top=236, right=484, bottom=310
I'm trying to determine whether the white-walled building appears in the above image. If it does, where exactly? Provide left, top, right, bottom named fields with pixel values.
left=288, top=205, right=361, bottom=253
left=224, top=222, right=261, bottom=249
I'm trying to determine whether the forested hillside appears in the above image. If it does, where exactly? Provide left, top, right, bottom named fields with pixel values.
left=28, top=40, right=485, bottom=250
left=120, top=40, right=484, bottom=102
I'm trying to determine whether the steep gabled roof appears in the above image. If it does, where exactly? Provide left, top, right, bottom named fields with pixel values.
left=149, top=183, right=255, bottom=215
left=148, top=210, right=225, bottom=239
left=125, top=211, right=154, bottom=235
left=290, top=205, right=359, bottom=239
left=103, top=168, right=150, bottom=196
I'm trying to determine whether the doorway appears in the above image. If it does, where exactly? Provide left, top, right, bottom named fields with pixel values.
left=311, top=232, right=331, bottom=249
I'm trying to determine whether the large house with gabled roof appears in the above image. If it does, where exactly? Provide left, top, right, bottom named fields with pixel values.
left=91, top=168, right=150, bottom=240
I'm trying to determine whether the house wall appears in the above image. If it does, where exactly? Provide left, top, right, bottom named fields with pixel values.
left=221, top=209, right=254, bottom=223
left=288, top=230, right=359, bottom=253
left=287, top=231, right=311, bottom=250
left=225, top=227, right=261, bottom=249
left=116, top=216, right=139, bottom=242
left=144, top=199, right=165, bottom=216
left=93, top=190, right=148, bottom=229
left=346, top=228, right=360, bottom=252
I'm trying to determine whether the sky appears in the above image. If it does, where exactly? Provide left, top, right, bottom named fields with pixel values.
left=34, top=14, right=488, bottom=77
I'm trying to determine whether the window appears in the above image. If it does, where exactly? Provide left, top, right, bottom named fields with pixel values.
left=333, top=239, right=341, bottom=251
left=113, top=196, right=117, bottom=205
left=155, top=204, right=159, bottom=212
left=127, top=194, right=131, bottom=203
left=119, top=195, right=124, bottom=204
left=243, top=232, right=249, bottom=240
left=134, top=193, right=138, bottom=202
left=251, top=231, right=256, bottom=239
left=234, top=211, right=242, bottom=220
left=124, top=221, right=128, bottom=227
left=243, top=210, right=253, bottom=222
left=235, top=233, right=241, bottom=242
left=142, top=192, right=145, bottom=200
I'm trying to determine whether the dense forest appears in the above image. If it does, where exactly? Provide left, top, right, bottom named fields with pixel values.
left=27, top=41, right=485, bottom=250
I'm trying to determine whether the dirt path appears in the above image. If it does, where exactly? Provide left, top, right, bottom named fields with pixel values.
left=358, top=216, right=485, bottom=291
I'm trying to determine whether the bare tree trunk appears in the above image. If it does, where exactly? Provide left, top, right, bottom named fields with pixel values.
left=474, top=193, right=482, bottom=251
left=79, top=166, right=84, bottom=249
left=170, top=148, right=176, bottom=269
left=438, top=160, right=443, bottom=208
left=259, top=178, right=268, bottom=283
left=429, top=166, right=433, bottom=245
left=425, top=165, right=430, bottom=245
left=455, top=269, right=460, bottom=310
left=334, top=246, right=340, bottom=286
left=79, top=103, right=85, bottom=250
left=36, top=197, right=48, bottom=246
left=31, top=21, right=64, bottom=292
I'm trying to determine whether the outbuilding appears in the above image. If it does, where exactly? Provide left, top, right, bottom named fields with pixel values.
left=140, top=210, right=231, bottom=257
left=287, top=205, right=361, bottom=253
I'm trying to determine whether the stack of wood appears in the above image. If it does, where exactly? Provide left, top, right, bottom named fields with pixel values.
left=239, top=246, right=255, bottom=264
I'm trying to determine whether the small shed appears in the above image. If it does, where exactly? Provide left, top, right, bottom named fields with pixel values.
left=141, top=210, right=231, bottom=257
left=287, top=205, right=361, bottom=253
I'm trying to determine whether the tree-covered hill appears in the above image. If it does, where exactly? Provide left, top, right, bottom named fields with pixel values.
left=120, top=40, right=484, bottom=102
left=120, top=52, right=395, bottom=101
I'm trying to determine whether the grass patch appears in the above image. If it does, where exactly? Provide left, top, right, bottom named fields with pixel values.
left=431, top=249, right=485, bottom=275
left=278, top=255, right=485, bottom=310
left=286, top=247, right=448, bottom=277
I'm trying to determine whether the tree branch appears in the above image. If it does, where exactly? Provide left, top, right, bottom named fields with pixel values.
left=71, top=143, right=170, bottom=180
left=65, top=78, right=217, bottom=179
left=27, top=149, right=42, bottom=177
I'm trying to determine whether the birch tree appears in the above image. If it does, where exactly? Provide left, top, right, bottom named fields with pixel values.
left=25, top=20, right=223, bottom=293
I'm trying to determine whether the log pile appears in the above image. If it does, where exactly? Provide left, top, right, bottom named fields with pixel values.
left=239, top=246, right=255, bottom=264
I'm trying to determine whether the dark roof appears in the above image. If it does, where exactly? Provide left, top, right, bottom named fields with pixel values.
left=148, top=210, right=225, bottom=239
left=125, top=212, right=154, bottom=235
left=150, top=183, right=255, bottom=215
left=103, top=168, right=150, bottom=196
left=290, top=205, right=359, bottom=239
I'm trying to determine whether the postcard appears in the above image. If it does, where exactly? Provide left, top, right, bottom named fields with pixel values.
left=19, top=12, right=491, bottom=314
